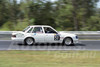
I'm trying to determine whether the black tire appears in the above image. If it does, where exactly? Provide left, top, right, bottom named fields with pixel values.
left=63, top=37, right=74, bottom=46
left=24, top=37, right=35, bottom=46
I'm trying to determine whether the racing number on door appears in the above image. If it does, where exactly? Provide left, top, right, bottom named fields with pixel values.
left=54, top=34, right=60, bottom=40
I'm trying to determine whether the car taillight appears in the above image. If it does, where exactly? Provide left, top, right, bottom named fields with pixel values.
left=12, top=35, right=16, bottom=37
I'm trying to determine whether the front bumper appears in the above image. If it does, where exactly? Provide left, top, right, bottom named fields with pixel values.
left=73, top=39, right=79, bottom=44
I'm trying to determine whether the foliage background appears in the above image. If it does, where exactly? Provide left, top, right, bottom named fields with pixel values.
left=0, top=0, right=100, bottom=31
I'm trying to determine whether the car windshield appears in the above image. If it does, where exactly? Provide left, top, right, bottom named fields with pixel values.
left=23, top=26, right=30, bottom=32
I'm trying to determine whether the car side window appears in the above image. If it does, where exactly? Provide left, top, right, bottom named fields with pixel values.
left=44, top=27, right=57, bottom=34
left=27, top=27, right=33, bottom=33
left=32, top=27, right=43, bottom=33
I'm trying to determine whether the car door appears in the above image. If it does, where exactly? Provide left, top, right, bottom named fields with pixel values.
left=31, top=27, right=45, bottom=43
left=43, top=27, right=60, bottom=43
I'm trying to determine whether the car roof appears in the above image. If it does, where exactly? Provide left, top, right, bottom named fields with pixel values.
left=29, top=25, right=51, bottom=27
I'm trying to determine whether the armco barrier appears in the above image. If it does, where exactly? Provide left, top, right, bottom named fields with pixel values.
left=60, top=31, right=100, bottom=39
left=0, top=31, right=100, bottom=40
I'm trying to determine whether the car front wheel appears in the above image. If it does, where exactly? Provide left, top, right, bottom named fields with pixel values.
left=24, top=37, right=34, bottom=46
left=63, top=37, right=73, bottom=46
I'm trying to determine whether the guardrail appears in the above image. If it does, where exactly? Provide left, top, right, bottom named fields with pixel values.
left=0, top=31, right=21, bottom=34
left=60, top=31, right=100, bottom=39
left=1, top=31, right=100, bottom=34
left=0, top=31, right=100, bottom=40
left=60, top=31, right=100, bottom=34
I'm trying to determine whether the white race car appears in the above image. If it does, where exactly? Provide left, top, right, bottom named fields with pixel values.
left=12, top=25, right=79, bottom=46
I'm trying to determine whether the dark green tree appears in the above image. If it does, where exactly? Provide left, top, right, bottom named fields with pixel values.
left=0, top=0, right=9, bottom=26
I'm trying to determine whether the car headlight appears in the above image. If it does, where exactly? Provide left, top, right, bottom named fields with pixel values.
left=76, top=36, right=78, bottom=39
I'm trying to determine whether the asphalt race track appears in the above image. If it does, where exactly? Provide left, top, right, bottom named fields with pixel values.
left=0, top=40, right=100, bottom=50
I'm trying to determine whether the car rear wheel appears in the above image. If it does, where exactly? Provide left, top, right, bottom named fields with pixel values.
left=63, top=37, right=73, bottom=46
left=24, top=37, right=34, bottom=46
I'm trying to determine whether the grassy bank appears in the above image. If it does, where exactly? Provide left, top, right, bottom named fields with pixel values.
left=0, top=51, right=100, bottom=67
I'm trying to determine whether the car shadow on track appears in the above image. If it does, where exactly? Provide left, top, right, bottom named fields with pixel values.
left=17, top=43, right=86, bottom=46
left=75, top=44, right=86, bottom=46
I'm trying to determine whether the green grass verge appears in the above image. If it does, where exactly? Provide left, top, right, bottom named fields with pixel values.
left=0, top=51, right=100, bottom=67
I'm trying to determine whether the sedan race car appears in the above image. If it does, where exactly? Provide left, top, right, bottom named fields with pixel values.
left=12, top=25, right=79, bottom=46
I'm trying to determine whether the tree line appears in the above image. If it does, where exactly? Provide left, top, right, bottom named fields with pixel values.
left=0, top=0, right=100, bottom=31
